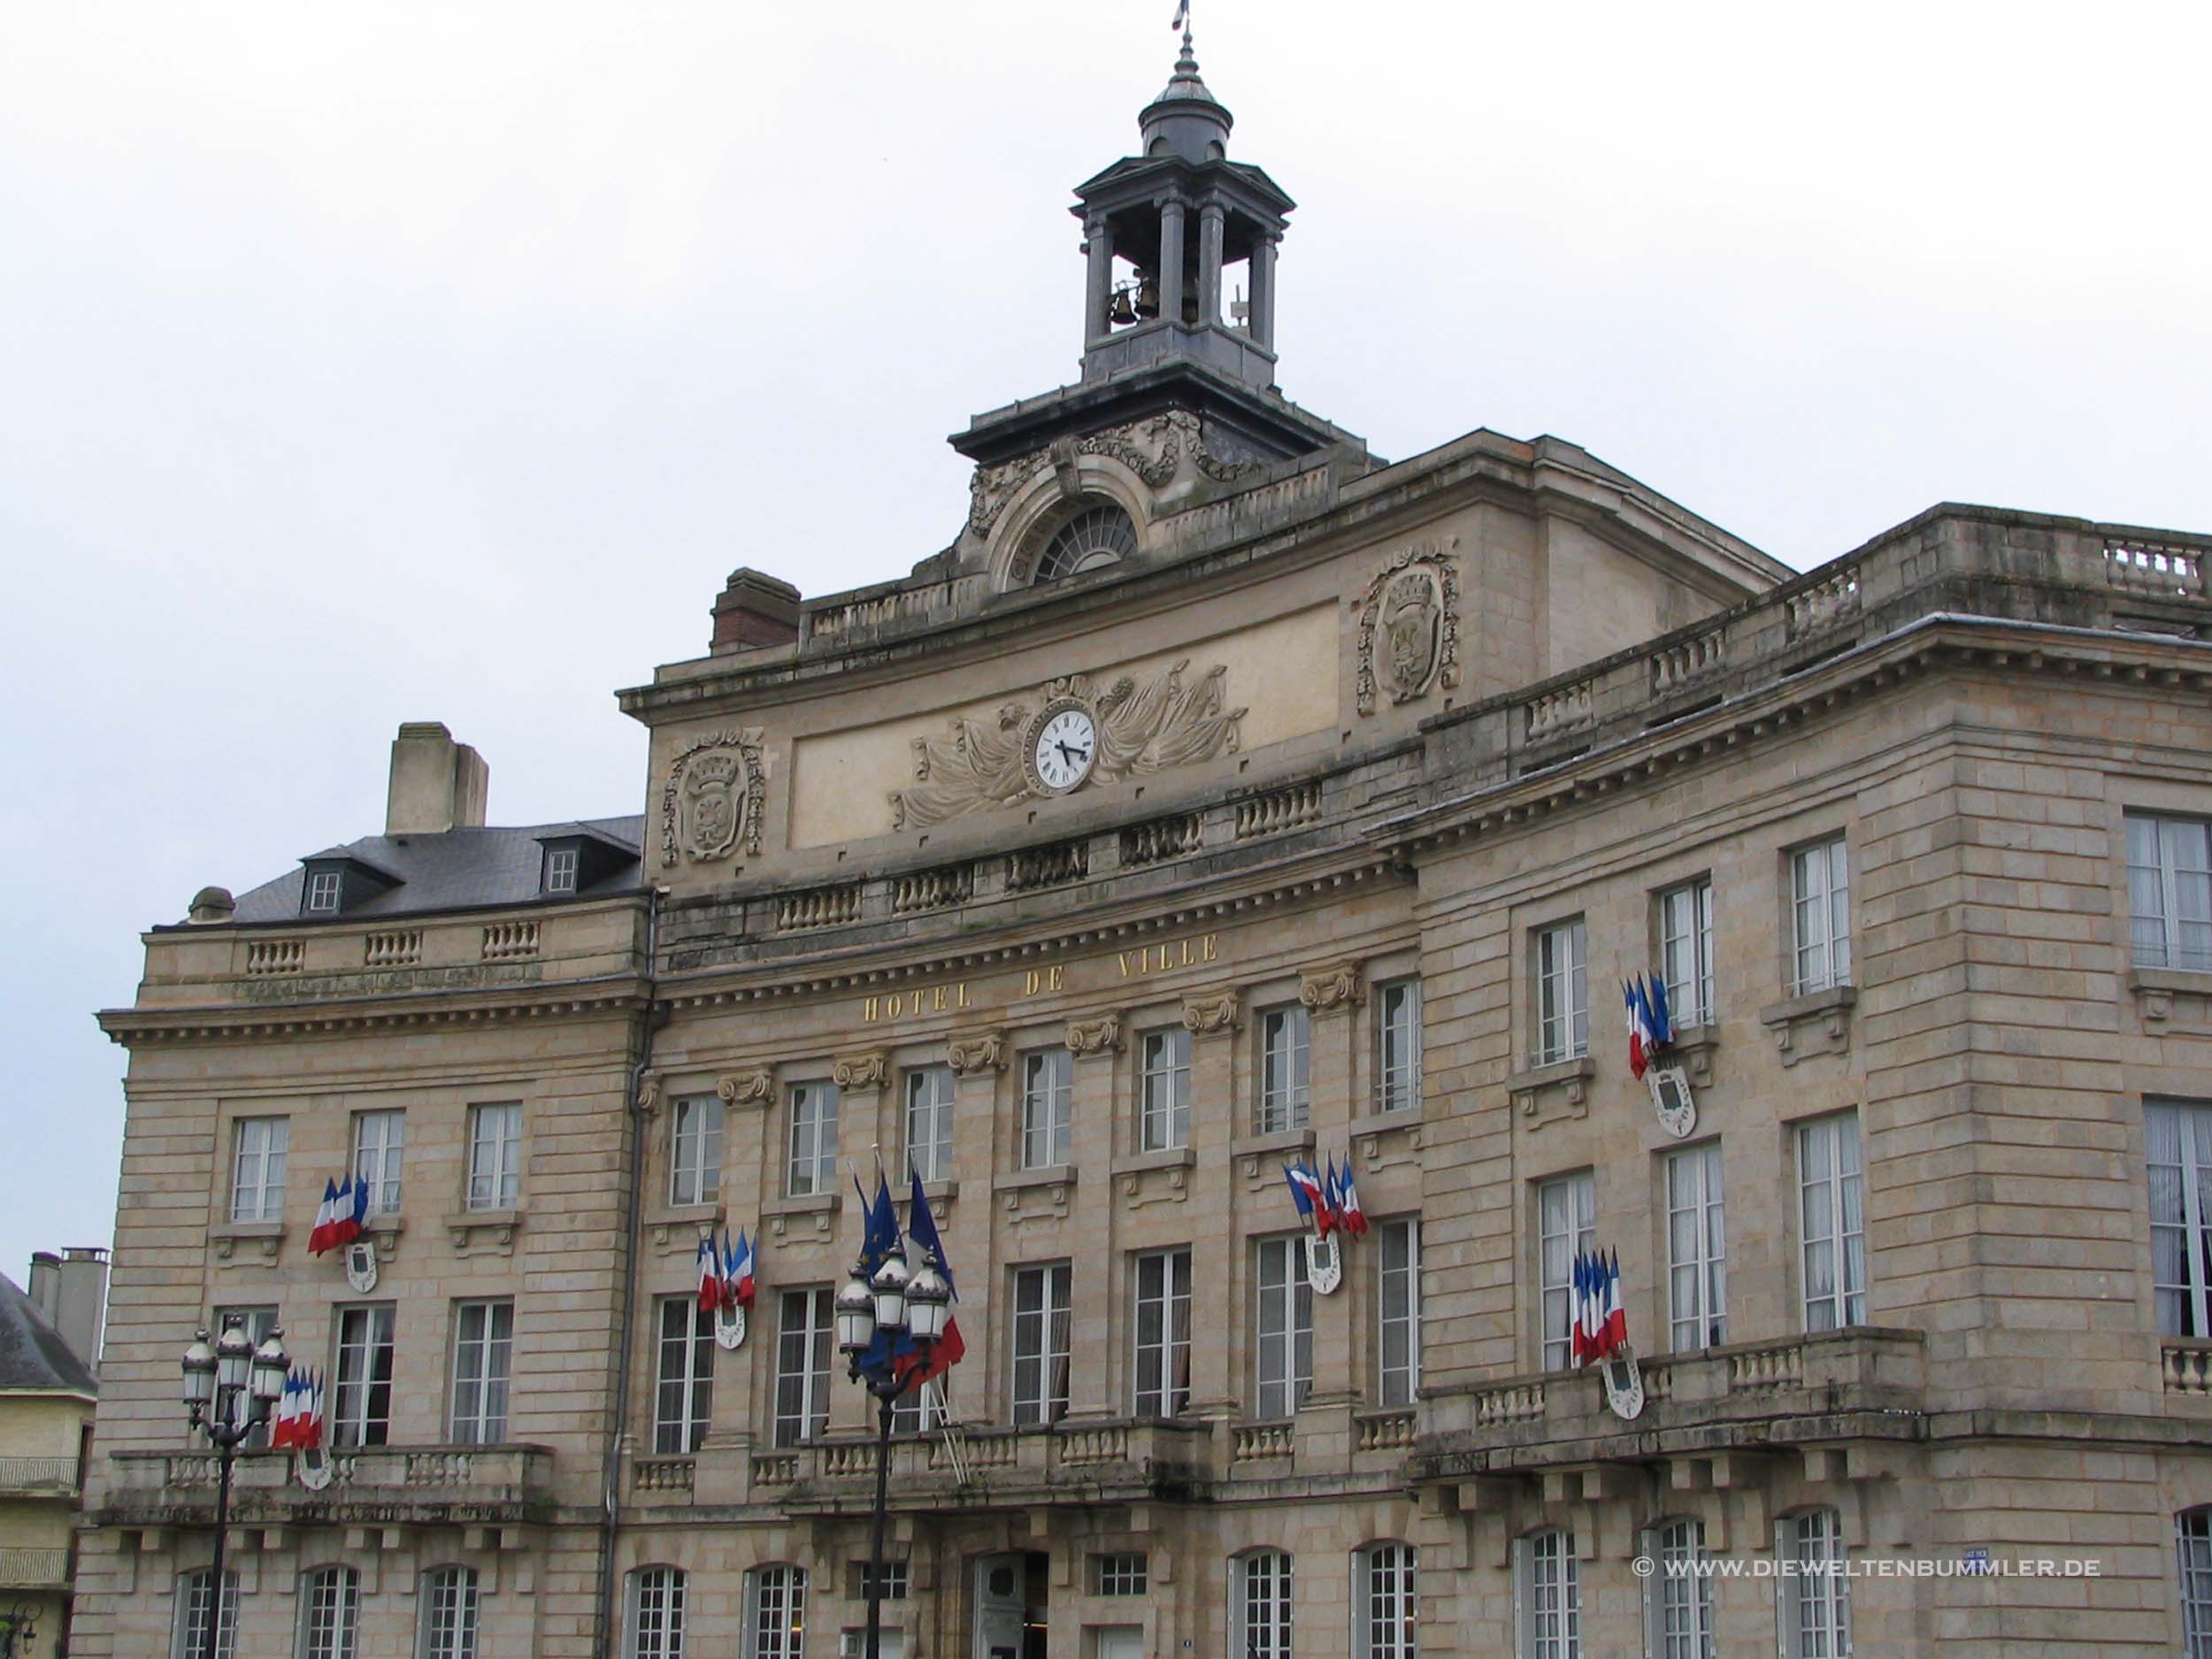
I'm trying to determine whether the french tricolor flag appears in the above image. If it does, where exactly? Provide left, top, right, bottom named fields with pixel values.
left=725, top=1228, right=756, bottom=1311
left=307, top=1175, right=367, bottom=1256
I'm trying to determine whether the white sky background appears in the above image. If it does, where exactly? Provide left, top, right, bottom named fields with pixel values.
left=2, top=2, right=2208, bottom=1288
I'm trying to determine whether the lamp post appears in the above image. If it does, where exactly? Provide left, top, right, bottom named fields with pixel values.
left=836, top=1241, right=951, bottom=1659
left=179, top=1315, right=288, bottom=1659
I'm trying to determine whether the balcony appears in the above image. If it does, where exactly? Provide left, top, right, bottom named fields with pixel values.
left=0, top=1548, right=70, bottom=1591
left=1411, top=1327, right=1927, bottom=1486
left=100, top=1445, right=557, bottom=1531
left=0, top=1456, right=81, bottom=1495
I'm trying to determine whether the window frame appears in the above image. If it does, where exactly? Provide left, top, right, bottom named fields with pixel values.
left=1537, top=1171, right=1596, bottom=1371
left=773, top=1286, right=833, bottom=1448
left=1533, top=919, right=1588, bottom=1066
left=2151, top=1099, right=2212, bottom=1336
left=351, top=1109, right=405, bottom=1217
left=1375, top=978, right=1424, bottom=1114
left=1132, top=1246, right=1194, bottom=1418
left=1352, top=1540, right=1417, bottom=1659
left=1797, top=1112, right=1866, bottom=1332
left=1139, top=1026, right=1192, bottom=1153
left=903, top=1065, right=956, bottom=1182
left=625, top=1565, right=687, bottom=1659
left=786, top=1081, right=840, bottom=1198
left=1092, top=1553, right=1148, bottom=1596
left=173, top=1568, right=240, bottom=1659
left=449, top=1298, right=514, bottom=1446
left=1643, top=1518, right=1716, bottom=1659
left=743, top=1563, right=809, bottom=1659
left=1010, top=1261, right=1072, bottom=1427
left=1020, top=1047, right=1073, bottom=1169
left=1257, top=1004, right=1312, bottom=1134
left=297, top=1563, right=361, bottom=1659
left=2179, top=1508, right=2212, bottom=1657
left=1254, top=1233, right=1314, bottom=1421
left=1658, top=878, right=1717, bottom=1029
left=304, top=869, right=343, bottom=914
left=669, top=1094, right=725, bottom=1208
left=465, top=1101, right=522, bottom=1211
left=653, top=1295, right=715, bottom=1455
left=1664, top=1142, right=1727, bottom=1352
left=417, top=1564, right=480, bottom=1659
left=1789, top=835, right=1853, bottom=995
left=1514, top=1529, right=1580, bottom=1659
left=332, top=1302, right=396, bottom=1448
left=230, top=1115, right=289, bottom=1223
left=544, top=845, right=580, bottom=895
left=1377, top=1216, right=1422, bottom=1407
left=1233, top=1548, right=1294, bottom=1659
left=1777, top=1509, right=1850, bottom=1659
left=2131, top=812, right=2212, bottom=972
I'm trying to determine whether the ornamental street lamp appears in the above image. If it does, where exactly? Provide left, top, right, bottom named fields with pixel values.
left=837, top=1242, right=952, bottom=1659
left=180, top=1315, right=288, bottom=1659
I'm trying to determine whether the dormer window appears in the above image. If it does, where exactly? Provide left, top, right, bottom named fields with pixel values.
left=296, top=854, right=401, bottom=918
left=304, top=871, right=342, bottom=914
left=1035, top=503, right=1137, bottom=583
left=544, top=847, right=580, bottom=895
left=534, top=829, right=634, bottom=898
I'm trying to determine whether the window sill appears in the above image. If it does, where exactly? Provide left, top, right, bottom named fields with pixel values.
left=994, top=1164, right=1075, bottom=1221
left=1346, top=1107, right=1426, bottom=1170
left=444, top=1209, right=523, bottom=1257
left=2128, top=966, right=2212, bottom=1029
left=1111, top=1147, right=1195, bottom=1177
left=1506, top=1056, right=1594, bottom=1128
left=1758, top=985, right=1856, bottom=1067
left=762, top=1192, right=841, bottom=1239
left=647, top=1202, right=725, bottom=1252
left=1231, top=1126, right=1317, bottom=1177
left=1657, top=1022, right=1719, bottom=1082
left=209, top=1220, right=285, bottom=1264
left=1111, top=1147, right=1194, bottom=1206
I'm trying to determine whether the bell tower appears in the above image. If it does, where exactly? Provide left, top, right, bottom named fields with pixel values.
left=952, top=26, right=1358, bottom=473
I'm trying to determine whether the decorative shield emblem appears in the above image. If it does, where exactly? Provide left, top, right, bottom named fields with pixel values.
left=1601, top=1352, right=1647, bottom=1421
left=295, top=1447, right=334, bottom=1491
left=714, top=1302, right=747, bottom=1351
left=683, top=752, right=746, bottom=862
left=1647, top=1067, right=1697, bottom=1140
left=1379, top=568, right=1443, bottom=703
left=344, top=1241, right=379, bottom=1294
left=1302, top=1232, right=1342, bottom=1296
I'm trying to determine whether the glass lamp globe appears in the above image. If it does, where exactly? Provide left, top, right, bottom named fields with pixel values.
left=870, top=1249, right=911, bottom=1333
left=835, top=1274, right=877, bottom=1355
left=180, top=1330, right=217, bottom=1408
left=906, top=1262, right=951, bottom=1344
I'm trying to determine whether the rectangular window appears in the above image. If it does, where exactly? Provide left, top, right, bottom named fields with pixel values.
left=305, top=869, right=342, bottom=913
left=1235, top=1550, right=1294, bottom=1659
left=1378, top=1217, right=1422, bottom=1407
left=1791, top=836, right=1852, bottom=994
left=787, top=1083, right=840, bottom=1197
left=2151, top=1100, right=2212, bottom=1336
left=332, top=1303, right=395, bottom=1448
left=1538, top=1172, right=1596, bottom=1371
left=1133, top=1247, right=1193, bottom=1417
left=1535, top=921, right=1588, bottom=1065
left=173, top=1569, right=239, bottom=1659
left=419, top=1565, right=480, bottom=1659
left=904, top=1066, right=956, bottom=1182
left=1646, top=1519, right=1716, bottom=1659
left=2179, top=1510, right=2212, bottom=1658
left=449, top=1300, right=513, bottom=1445
left=1780, top=1511, right=1849, bottom=1659
left=1658, top=879, right=1716, bottom=1029
left=1355, top=1542, right=1417, bottom=1659
left=1140, top=1027, right=1192, bottom=1152
left=1665, top=1143, right=1727, bottom=1351
left=544, top=846, right=580, bottom=895
left=1010, top=1263, right=1071, bottom=1426
left=1516, top=1530, right=1580, bottom=1659
left=230, top=1116, right=289, bottom=1223
left=466, top=1102, right=522, bottom=1210
left=1258, top=1006, right=1311, bottom=1133
left=851, top=1559, right=909, bottom=1601
left=351, top=1109, right=405, bottom=1216
left=670, top=1094, right=725, bottom=1207
left=1254, top=1235, right=1314, bottom=1421
left=2131, top=813, right=2212, bottom=971
left=626, top=1567, right=686, bottom=1659
left=654, top=1296, right=714, bottom=1455
left=744, top=1565, right=807, bottom=1659
left=774, top=1287, right=833, bottom=1448
left=215, top=1305, right=277, bottom=1448
left=1021, top=1048, right=1073, bottom=1169
left=1092, top=1553, right=1148, bottom=1596
left=1798, top=1113, right=1865, bottom=1331
left=300, top=1565, right=360, bottom=1659
left=1376, top=979, right=1424, bottom=1114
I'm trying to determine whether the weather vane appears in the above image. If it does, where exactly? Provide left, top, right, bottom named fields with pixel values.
left=1172, top=0, right=1190, bottom=37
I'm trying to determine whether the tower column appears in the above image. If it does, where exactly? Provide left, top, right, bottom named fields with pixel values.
left=1250, top=230, right=1279, bottom=349
left=1197, top=202, right=1225, bottom=327
left=1158, top=197, right=1187, bottom=328
left=1085, top=214, right=1115, bottom=345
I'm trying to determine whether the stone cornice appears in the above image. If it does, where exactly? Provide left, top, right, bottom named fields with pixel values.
left=96, top=977, right=651, bottom=1048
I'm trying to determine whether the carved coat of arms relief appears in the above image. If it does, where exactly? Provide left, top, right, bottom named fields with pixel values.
left=1356, top=541, right=1463, bottom=715
left=660, top=727, right=767, bottom=867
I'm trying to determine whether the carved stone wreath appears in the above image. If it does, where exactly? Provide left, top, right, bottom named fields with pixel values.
left=890, top=658, right=1245, bottom=832
left=1356, top=541, right=1463, bottom=716
left=966, top=411, right=1260, bottom=543
left=661, top=728, right=766, bottom=867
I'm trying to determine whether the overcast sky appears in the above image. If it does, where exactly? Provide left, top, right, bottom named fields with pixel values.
left=4, top=2, right=2208, bottom=1296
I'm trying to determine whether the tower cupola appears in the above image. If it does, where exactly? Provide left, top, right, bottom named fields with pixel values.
left=1138, top=31, right=1233, bottom=164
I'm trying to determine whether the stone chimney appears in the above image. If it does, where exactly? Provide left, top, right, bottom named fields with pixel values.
left=386, top=722, right=490, bottom=835
left=55, top=1248, right=108, bottom=1371
left=710, top=569, right=802, bottom=653
left=27, top=1251, right=58, bottom=1323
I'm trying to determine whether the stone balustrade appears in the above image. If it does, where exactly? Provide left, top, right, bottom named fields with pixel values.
left=0, top=1456, right=81, bottom=1493
left=101, top=1445, right=556, bottom=1528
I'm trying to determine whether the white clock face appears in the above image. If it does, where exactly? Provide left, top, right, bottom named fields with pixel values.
left=1032, top=707, right=1097, bottom=793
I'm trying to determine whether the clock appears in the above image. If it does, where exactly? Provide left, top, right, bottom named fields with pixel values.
left=1025, top=700, right=1098, bottom=795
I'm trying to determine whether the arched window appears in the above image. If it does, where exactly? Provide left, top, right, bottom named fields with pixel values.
left=1514, top=1530, right=1579, bottom=1659
left=418, top=1565, right=480, bottom=1659
left=1232, top=1549, right=1294, bottom=1659
left=1351, top=1541, right=1416, bottom=1659
left=2180, top=1509, right=2212, bottom=1655
left=171, top=1569, right=238, bottom=1659
left=1033, top=503, right=1137, bottom=583
left=298, top=1565, right=361, bottom=1659
left=1640, top=1519, right=1713, bottom=1659
left=1777, top=1510, right=1848, bottom=1659
left=743, top=1564, right=808, bottom=1659
left=626, top=1566, right=687, bottom=1659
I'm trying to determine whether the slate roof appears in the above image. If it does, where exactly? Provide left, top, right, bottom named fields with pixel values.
left=227, top=816, right=645, bottom=924
left=0, top=1273, right=96, bottom=1395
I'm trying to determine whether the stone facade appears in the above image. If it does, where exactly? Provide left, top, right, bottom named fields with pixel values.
left=73, top=33, right=2212, bottom=1659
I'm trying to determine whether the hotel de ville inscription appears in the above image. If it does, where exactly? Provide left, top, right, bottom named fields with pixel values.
left=858, top=930, right=1221, bottom=1024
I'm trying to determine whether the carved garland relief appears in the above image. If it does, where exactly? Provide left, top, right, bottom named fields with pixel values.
left=890, top=659, right=1246, bottom=832
left=661, top=728, right=767, bottom=867
left=967, top=410, right=1262, bottom=549
left=1356, top=540, right=1462, bottom=716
